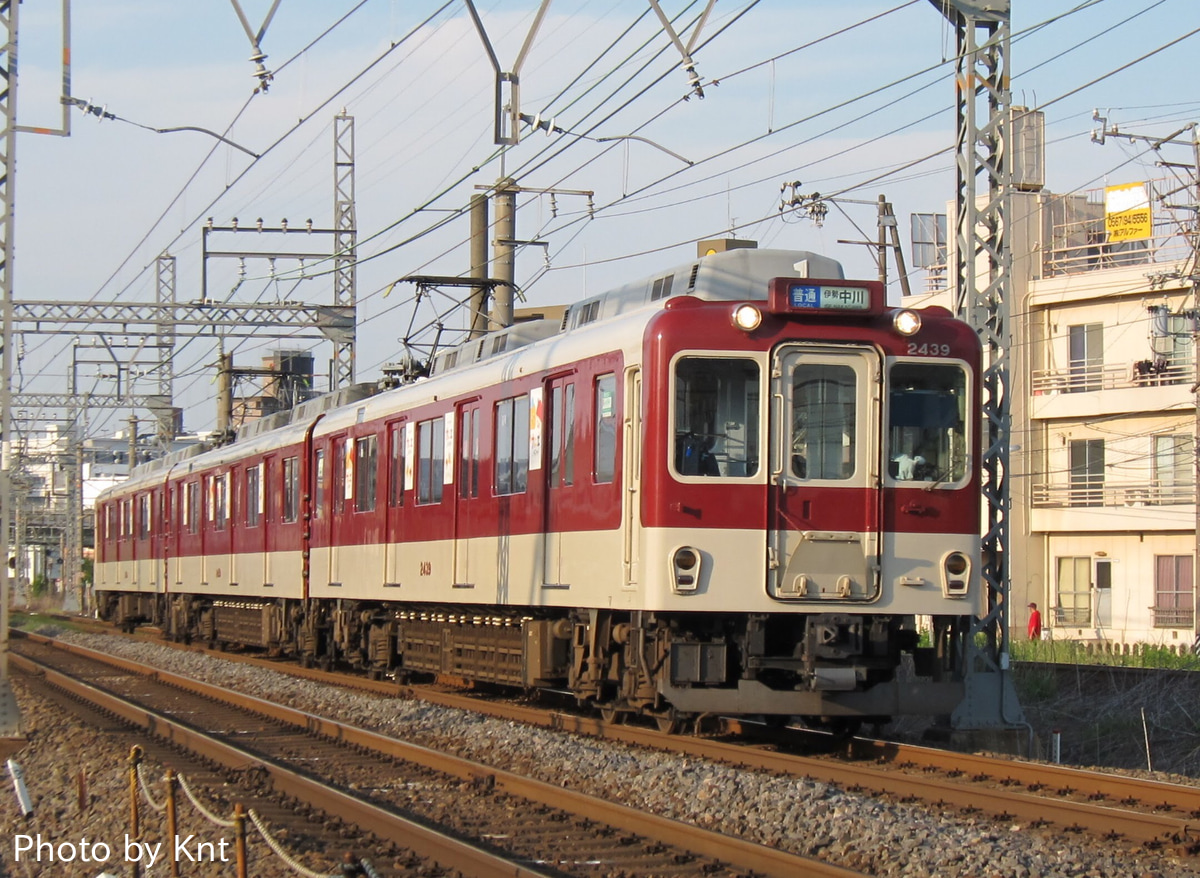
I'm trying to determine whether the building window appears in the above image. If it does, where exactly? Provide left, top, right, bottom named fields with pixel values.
left=355, top=436, right=378, bottom=512
left=1055, top=556, right=1092, bottom=626
left=1069, top=438, right=1104, bottom=507
left=1067, top=322, right=1103, bottom=391
left=495, top=396, right=530, bottom=495
left=594, top=376, right=617, bottom=484
left=1154, top=555, right=1194, bottom=629
left=673, top=358, right=760, bottom=478
left=417, top=417, right=445, bottom=504
left=1154, top=434, right=1193, bottom=504
left=282, top=457, right=299, bottom=523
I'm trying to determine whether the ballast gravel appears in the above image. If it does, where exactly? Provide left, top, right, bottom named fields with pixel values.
left=0, top=677, right=338, bottom=878
left=36, top=630, right=1197, bottom=877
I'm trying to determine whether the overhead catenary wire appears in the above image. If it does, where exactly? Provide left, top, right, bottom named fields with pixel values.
left=24, top=0, right=1194, bottom=437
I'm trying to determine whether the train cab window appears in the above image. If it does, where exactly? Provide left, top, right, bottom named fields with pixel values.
left=594, top=376, right=617, bottom=483
left=495, top=396, right=530, bottom=495
left=887, top=363, right=967, bottom=485
left=246, top=465, right=261, bottom=526
left=791, top=363, right=856, bottom=480
left=283, top=457, right=300, bottom=523
left=417, top=417, right=446, bottom=504
left=672, top=358, right=760, bottom=478
left=355, top=436, right=378, bottom=512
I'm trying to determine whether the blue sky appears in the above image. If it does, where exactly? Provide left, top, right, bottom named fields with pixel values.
left=11, top=0, right=1200, bottom=435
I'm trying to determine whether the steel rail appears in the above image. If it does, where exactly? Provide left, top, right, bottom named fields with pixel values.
left=11, top=648, right=556, bottom=878
left=17, top=633, right=866, bottom=878
left=35, top=629, right=1200, bottom=851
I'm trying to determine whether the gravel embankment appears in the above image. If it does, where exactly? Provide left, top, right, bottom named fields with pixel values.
left=26, top=630, right=1196, bottom=878
left=0, top=671, right=352, bottom=877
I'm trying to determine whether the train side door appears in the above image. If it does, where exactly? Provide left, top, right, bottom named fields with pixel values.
left=383, top=421, right=405, bottom=586
left=622, top=369, right=642, bottom=589
left=543, top=376, right=576, bottom=587
left=454, top=404, right=480, bottom=587
left=328, top=435, right=349, bottom=586
left=768, top=344, right=882, bottom=602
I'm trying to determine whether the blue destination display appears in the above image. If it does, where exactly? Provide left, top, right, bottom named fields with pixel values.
left=789, top=284, right=870, bottom=311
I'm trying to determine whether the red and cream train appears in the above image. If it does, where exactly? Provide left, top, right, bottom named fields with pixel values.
left=96, top=248, right=982, bottom=728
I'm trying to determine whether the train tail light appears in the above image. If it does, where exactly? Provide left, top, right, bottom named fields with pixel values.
left=672, top=547, right=702, bottom=593
left=942, top=551, right=970, bottom=597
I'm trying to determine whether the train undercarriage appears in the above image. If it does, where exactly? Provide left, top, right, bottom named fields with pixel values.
left=98, top=592, right=969, bottom=730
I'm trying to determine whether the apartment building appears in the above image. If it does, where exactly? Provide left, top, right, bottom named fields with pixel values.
left=912, top=162, right=1196, bottom=648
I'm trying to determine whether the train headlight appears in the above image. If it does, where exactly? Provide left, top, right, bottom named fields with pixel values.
left=672, top=547, right=702, bottom=593
left=732, top=304, right=763, bottom=332
left=893, top=309, right=922, bottom=336
left=942, top=551, right=970, bottom=597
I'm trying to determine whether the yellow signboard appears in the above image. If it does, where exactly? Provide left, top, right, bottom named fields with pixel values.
left=1104, top=182, right=1152, bottom=242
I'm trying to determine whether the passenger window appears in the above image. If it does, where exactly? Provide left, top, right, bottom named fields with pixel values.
left=355, top=436, right=378, bottom=511
left=495, top=395, right=530, bottom=495
left=672, top=357, right=760, bottom=478
left=594, top=375, right=617, bottom=483
left=417, top=417, right=445, bottom=504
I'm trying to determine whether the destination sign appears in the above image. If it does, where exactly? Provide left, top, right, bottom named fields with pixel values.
left=788, top=284, right=870, bottom=311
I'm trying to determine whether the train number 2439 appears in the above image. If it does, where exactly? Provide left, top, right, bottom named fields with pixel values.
left=907, top=342, right=951, bottom=356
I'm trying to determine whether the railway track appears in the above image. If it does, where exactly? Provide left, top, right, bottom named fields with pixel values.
left=12, top=631, right=866, bottom=878
left=28, top=624, right=1200, bottom=860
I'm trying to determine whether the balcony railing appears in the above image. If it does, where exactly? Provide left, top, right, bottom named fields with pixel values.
left=1152, top=606, right=1195, bottom=629
left=1032, top=479, right=1195, bottom=508
left=1031, top=358, right=1192, bottom=395
left=1043, top=199, right=1192, bottom=278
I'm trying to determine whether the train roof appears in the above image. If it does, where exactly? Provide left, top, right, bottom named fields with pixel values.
left=109, top=248, right=842, bottom=494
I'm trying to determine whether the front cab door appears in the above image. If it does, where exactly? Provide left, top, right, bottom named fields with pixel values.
left=768, top=344, right=881, bottom=602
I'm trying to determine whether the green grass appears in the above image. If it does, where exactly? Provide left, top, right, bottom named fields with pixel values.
left=1009, top=637, right=1200, bottom=670
left=10, top=612, right=87, bottom=633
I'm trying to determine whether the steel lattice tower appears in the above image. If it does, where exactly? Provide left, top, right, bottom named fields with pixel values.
left=931, top=0, right=1024, bottom=729
left=332, top=113, right=356, bottom=388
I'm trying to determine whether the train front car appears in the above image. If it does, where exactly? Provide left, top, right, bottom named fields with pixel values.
left=610, top=251, right=982, bottom=728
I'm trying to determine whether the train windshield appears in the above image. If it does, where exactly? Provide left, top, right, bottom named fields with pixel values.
left=886, top=362, right=968, bottom=485
left=673, top=356, right=760, bottom=478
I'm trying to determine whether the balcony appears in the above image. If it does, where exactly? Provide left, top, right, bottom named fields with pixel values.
left=1042, top=188, right=1191, bottom=279
left=1151, top=606, right=1194, bottom=629
left=1032, top=358, right=1191, bottom=395
left=1032, top=479, right=1195, bottom=509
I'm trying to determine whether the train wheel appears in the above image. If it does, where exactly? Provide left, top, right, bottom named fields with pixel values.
left=599, top=706, right=625, bottom=725
left=654, top=710, right=684, bottom=734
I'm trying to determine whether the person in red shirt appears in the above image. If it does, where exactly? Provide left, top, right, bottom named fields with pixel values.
left=1027, top=602, right=1042, bottom=640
